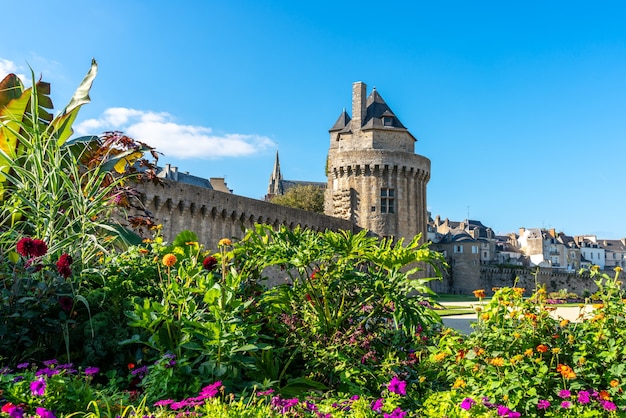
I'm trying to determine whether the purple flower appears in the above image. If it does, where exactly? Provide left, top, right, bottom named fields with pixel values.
left=460, top=397, right=476, bottom=410
left=16, top=363, right=29, bottom=369
left=84, top=367, right=99, bottom=376
left=387, top=376, right=407, bottom=396
left=42, top=359, right=58, bottom=367
left=600, top=400, right=617, bottom=411
left=198, top=381, right=222, bottom=399
left=270, top=396, right=299, bottom=414
left=371, top=398, right=384, bottom=412
left=154, top=399, right=174, bottom=407
left=558, top=389, right=571, bottom=398
left=537, top=399, right=551, bottom=410
left=350, top=395, right=360, bottom=401
left=257, top=389, right=275, bottom=396
left=383, top=407, right=407, bottom=418
left=36, top=407, right=56, bottom=418
left=577, top=390, right=590, bottom=404
left=496, top=405, right=510, bottom=416
left=8, top=406, right=24, bottom=418
left=30, top=378, right=46, bottom=396
left=508, top=412, right=521, bottom=418
left=560, top=401, right=571, bottom=409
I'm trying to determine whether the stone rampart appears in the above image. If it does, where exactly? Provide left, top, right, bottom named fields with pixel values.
left=135, top=179, right=356, bottom=250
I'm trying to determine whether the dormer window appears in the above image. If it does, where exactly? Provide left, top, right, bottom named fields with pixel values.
left=382, top=116, right=393, bottom=126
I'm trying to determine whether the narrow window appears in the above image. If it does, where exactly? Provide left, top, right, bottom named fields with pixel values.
left=380, top=188, right=395, bottom=214
left=383, top=116, right=393, bottom=126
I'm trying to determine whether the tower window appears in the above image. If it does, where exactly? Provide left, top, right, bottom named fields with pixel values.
left=383, top=116, right=393, bottom=126
left=380, top=188, right=395, bottom=214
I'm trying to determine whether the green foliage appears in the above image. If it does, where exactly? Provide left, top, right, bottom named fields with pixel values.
left=426, top=267, right=626, bottom=417
left=238, top=225, right=446, bottom=394
left=121, top=230, right=267, bottom=402
left=269, top=184, right=325, bottom=213
left=0, top=62, right=158, bottom=268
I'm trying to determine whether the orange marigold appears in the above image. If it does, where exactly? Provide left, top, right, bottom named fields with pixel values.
left=513, top=287, right=525, bottom=295
left=599, top=390, right=611, bottom=400
left=536, top=344, right=549, bottom=353
left=490, top=357, right=505, bottom=367
left=611, top=380, right=620, bottom=388
left=162, top=253, right=177, bottom=267
left=452, top=379, right=466, bottom=388
left=473, top=289, right=486, bottom=299
left=218, top=238, right=232, bottom=247
left=557, top=364, right=576, bottom=379
left=433, top=352, right=447, bottom=362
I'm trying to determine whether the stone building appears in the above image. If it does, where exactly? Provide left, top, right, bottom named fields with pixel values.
left=324, top=82, right=431, bottom=242
left=265, top=151, right=326, bottom=201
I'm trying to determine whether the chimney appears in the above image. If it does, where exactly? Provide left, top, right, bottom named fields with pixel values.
left=352, top=81, right=366, bottom=133
left=519, top=227, right=526, bottom=237
left=549, top=228, right=556, bottom=238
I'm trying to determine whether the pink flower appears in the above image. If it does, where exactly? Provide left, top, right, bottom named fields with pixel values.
left=537, top=399, right=551, bottom=410
left=460, top=397, right=476, bottom=410
left=577, top=390, right=590, bottom=404
left=30, top=378, right=46, bottom=396
left=558, top=389, right=571, bottom=398
left=387, top=376, right=407, bottom=396
left=371, top=398, right=384, bottom=412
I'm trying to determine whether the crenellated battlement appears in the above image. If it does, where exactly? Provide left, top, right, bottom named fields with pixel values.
left=135, top=179, right=356, bottom=250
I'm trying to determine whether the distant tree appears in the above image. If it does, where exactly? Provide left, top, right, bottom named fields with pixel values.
left=270, top=185, right=324, bottom=213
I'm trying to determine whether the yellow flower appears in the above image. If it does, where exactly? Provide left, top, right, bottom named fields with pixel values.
left=481, top=313, right=490, bottom=321
left=615, top=266, right=623, bottom=273
left=142, top=238, right=152, bottom=243
left=433, top=352, right=447, bottom=362
left=490, top=357, right=505, bottom=367
left=591, top=265, right=600, bottom=271
left=475, top=306, right=483, bottom=313
left=593, top=303, right=604, bottom=310
left=218, top=238, right=232, bottom=247
left=513, top=332, right=521, bottom=339
left=578, top=356, right=586, bottom=365
left=611, top=380, right=620, bottom=388
left=139, top=248, right=150, bottom=255
left=551, top=347, right=561, bottom=354
left=513, top=287, right=525, bottom=296
left=524, top=348, right=534, bottom=357
left=162, top=253, right=177, bottom=267
left=419, top=376, right=426, bottom=383
left=568, top=335, right=575, bottom=344
left=452, top=379, right=466, bottom=388
left=560, top=319, right=569, bottom=327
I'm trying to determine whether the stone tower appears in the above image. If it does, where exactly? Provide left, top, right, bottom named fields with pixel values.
left=325, top=81, right=431, bottom=242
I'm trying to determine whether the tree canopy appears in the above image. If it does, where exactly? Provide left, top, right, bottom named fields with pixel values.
left=270, top=184, right=324, bottom=213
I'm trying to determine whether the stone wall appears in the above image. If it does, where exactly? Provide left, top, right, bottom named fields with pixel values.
left=135, top=179, right=356, bottom=251
left=431, top=264, right=601, bottom=297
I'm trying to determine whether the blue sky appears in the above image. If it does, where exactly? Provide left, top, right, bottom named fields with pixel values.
left=2, top=1, right=626, bottom=238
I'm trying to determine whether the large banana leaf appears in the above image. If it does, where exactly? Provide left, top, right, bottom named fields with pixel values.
left=49, top=58, right=97, bottom=146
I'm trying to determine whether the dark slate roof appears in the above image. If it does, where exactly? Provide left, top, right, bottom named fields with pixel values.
left=329, top=109, right=351, bottom=132
left=362, top=88, right=408, bottom=130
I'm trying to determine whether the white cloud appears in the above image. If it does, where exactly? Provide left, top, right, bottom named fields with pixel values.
left=74, top=107, right=276, bottom=159
left=0, top=58, right=26, bottom=83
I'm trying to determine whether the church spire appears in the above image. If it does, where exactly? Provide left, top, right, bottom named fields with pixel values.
left=266, top=150, right=284, bottom=199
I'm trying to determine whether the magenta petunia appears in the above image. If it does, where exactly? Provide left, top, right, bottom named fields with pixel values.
left=371, top=398, right=384, bottom=412
left=460, top=397, right=476, bottom=410
left=387, top=376, right=407, bottom=396
left=36, top=407, right=55, bottom=418
left=30, top=378, right=46, bottom=396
